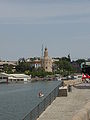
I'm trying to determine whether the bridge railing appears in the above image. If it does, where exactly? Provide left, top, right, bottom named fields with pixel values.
left=23, top=84, right=60, bottom=120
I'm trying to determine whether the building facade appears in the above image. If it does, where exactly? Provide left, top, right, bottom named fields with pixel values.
left=0, top=73, right=31, bottom=83
left=0, top=61, right=16, bottom=72
left=42, top=47, right=52, bottom=72
left=29, top=59, right=41, bottom=69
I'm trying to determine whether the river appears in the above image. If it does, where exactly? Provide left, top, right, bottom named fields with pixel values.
left=0, top=80, right=61, bottom=120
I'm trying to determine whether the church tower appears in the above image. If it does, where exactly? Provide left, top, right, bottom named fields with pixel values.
left=42, top=47, right=52, bottom=72
left=44, top=47, right=48, bottom=58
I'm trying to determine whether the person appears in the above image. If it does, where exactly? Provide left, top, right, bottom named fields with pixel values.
left=68, top=84, right=72, bottom=92
left=38, top=91, right=44, bottom=97
left=62, top=80, right=64, bottom=86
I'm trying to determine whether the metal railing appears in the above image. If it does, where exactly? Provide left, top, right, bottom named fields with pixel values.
left=23, top=84, right=60, bottom=120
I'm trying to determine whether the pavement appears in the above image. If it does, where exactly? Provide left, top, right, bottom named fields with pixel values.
left=37, top=83, right=90, bottom=120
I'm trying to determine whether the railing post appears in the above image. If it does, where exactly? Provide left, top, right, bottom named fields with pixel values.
left=44, top=98, right=45, bottom=111
left=30, top=111, right=32, bottom=120
left=50, top=93, right=51, bottom=105
left=37, top=104, right=39, bottom=118
left=54, top=89, right=55, bottom=100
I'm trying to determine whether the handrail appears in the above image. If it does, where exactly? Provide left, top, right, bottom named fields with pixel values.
left=22, top=84, right=60, bottom=120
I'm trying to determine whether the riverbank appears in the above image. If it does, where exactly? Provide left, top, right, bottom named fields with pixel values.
left=63, top=78, right=82, bottom=86
left=31, top=77, right=82, bottom=86
left=37, top=83, right=90, bottom=120
left=31, top=77, right=58, bottom=82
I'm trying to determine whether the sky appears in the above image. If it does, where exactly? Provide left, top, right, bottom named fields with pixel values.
left=0, top=0, right=90, bottom=61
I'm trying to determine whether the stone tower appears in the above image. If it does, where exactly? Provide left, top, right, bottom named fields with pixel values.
left=42, top=47, right=52, bottom=72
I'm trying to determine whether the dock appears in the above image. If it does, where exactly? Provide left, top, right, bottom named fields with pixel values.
left=37, top=83, right=90, bottom=120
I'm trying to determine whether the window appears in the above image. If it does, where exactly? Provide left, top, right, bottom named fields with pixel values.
left=46, top=67, right=47, bottom=69
left=3, top=77, right=7, bottom=79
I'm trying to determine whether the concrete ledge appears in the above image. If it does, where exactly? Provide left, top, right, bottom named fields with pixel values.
left=58, top=86, right=67, bottom=97
left=72, top=102, right=90, bottom=120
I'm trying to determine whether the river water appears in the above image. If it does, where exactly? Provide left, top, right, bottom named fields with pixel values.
left=0, top=80, right=61, bottom=120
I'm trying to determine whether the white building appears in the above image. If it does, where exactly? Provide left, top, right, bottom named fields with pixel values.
left=30, top=59, right=41, bottom=69
left=8, top=74, right=31, bottom=82
left=0, top=73, right=31, bottom=83
left=0, top=73, right=8, bottom=83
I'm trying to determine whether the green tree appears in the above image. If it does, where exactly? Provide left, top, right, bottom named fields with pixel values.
left=16, top=62, right=31, bottom=73
left=76, top=59, right=85, bottom=67
left=3, top=64, right=13, bottom=74
left=54, top=58, right=74, bottom=76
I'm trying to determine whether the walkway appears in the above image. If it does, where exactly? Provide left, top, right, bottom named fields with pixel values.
left=37, top=83, right=90, bottom=120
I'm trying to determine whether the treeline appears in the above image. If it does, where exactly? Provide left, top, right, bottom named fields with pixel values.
left=2, top=57, right=86, bottom=77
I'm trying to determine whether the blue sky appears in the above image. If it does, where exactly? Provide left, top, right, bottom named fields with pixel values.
left=0, top=0, right=90, bottom=60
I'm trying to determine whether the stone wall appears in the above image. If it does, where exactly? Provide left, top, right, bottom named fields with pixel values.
left=64, top=79, right=82, bottom=86
left=58, top=86, right=68, bottom=97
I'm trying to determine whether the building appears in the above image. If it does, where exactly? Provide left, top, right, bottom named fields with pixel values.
left=0, top=73, right=8, bottom=83
left=71, top=61, right=81, bottom=73
left=8, top=74, right=31, bottom=82
left=29, top=59, right=41, bottom=69
left=42, top=47, right=52, bottom=72
left=81, top=61, right=90, bottom=75
left=25, top=48, right=52, bottom=72
left=0, top=73, right=31, bottom=83
left=26, top=58, right=41, bottom=69
left=0, top=61, right=16, bottom=72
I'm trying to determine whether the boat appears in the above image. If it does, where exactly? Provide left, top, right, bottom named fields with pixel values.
left=39, top=94, right=44, bottom=97
left=38, top=91, right=44, bottom=97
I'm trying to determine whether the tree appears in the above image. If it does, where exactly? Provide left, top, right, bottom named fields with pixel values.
left=16, top=62, right=30, bottom=73
left=76, top=59, right=85, bottom=67
left=18, top=58, right=26, bottom=64
left=54, top=58, right=74, bottom=76
left=3, top=64, right=13, bottom=74
left=68, top=54, right=71, bottom=62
